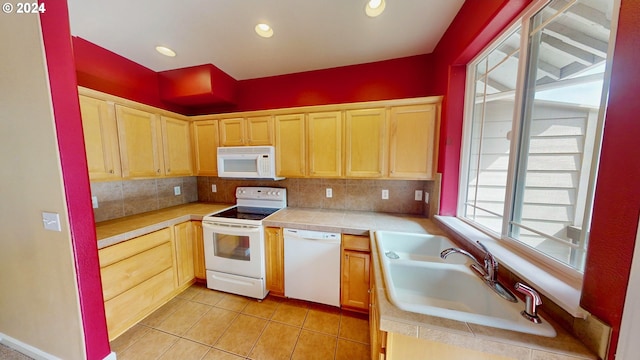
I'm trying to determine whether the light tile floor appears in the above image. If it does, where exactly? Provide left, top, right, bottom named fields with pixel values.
left=111, top=283, right=371, bottom=360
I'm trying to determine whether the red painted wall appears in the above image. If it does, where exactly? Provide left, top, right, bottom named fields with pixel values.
left=581, top=0, right=640, bottom=357
left=159, top=64, right=238, bottom=107
left=73, top=37, right=188, bottom=114
left=73, top=37, right=435, bottom=115
left=232, top=55, right=435, bottom=113
left=40, top=3, right=110, bottom=360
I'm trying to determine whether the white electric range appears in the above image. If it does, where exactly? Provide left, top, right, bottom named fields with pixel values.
left=201, top=187, right=286, bottom=299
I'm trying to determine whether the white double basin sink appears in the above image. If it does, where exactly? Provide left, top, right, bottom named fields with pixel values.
left=374, top=230, right=557, bottom=337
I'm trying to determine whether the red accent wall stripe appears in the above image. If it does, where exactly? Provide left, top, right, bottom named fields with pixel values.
left=581, top=0, right=640, bottom=357
left=39, top=3, right=111, bottom=360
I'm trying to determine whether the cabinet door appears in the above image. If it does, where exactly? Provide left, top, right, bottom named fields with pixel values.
left=345, top=108, right=387, bottom=178
left=275, top=114, right=306, bottom=177
left=264, top=227, right=284, bottom=296
left=370, top=276, right=386, bottom=360
left=219, top=118, right=245, bottom=146
left=79, top=96, right=121, bottom=180
left=341, top=250, right=370, bottom=312
left=308, top=111, right=343, bottom=177
left=192, top=120, right=220, bottom=176
left=98, top=228, right=175, bottom=340
left=174, top=221, right=195, bottom=288
left=192, top=221, right=206, bottom=280
left=247, top=115, right=274, bottom=145
left=116, top=105, right=164, bottom=178
left=389, top=104, right=438, bottom=179
left=162, top=116, right=193, bottom=176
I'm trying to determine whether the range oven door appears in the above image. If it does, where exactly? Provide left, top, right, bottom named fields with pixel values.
left=202, top=220, right=265, bottom=279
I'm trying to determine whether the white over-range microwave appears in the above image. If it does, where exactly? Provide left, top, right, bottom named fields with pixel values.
left=217, top=145, right=283, bottom=180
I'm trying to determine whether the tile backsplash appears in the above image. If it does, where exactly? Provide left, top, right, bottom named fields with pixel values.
left=91, top=176, right=437, bottom=223
left=197, top=177, right=435, bottom=216
left=91, top=177, right=198, bottom=222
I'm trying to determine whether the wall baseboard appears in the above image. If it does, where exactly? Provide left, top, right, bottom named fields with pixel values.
left=103, top=351, right=117, bottom=360
left=0, top=333, right=62, bottom=360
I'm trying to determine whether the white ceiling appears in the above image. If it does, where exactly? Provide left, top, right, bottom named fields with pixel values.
left=66, top=0, right=465, bottom=80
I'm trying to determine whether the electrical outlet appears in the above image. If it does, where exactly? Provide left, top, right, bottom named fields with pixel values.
left=326, top=188, right=333, bottom=198
left=382, top=189, right=389, bottom=200
left=211, top=184, right=217, bottom=193
left=174, top=186, right=181, bottom=196
left=91, top=196, right=99, bottom=208
left=414, top=190, right=423, bottom=201
left=425, top=192, right=430, bottom=203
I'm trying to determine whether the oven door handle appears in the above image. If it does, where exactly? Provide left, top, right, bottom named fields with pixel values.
left=202, top=221, right=262, bottom=233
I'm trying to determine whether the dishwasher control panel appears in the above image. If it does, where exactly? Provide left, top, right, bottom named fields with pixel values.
left=283, top=228, right=340, bottom=241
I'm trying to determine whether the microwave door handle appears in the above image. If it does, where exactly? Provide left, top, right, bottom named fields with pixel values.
left=257, top=156, right=265, bottom=177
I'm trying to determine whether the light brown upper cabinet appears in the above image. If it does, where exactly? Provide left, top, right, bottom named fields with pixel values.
left=389, top=104, right=439, bottom=179
left=219, top=115, right=274, bottom=146
left=308, top=111, right=343, bottom=178
left=161, top=116, right=193, bottom=176
left=79, top=95, right=121, bottom=181
left=275, top=114, right=306, bottom=177
left=192, top=120, right=220, bottom=176
left=345, top=108, right=388, bottom=178
left=116, top=105, right=164, bottom=178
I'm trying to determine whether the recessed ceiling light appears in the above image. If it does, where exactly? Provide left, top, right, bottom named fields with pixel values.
left=255, top=23, right=274, bottom=38
left=155, top=46, right=176, bottom=57
left=366, top=0, right=386, bottom=17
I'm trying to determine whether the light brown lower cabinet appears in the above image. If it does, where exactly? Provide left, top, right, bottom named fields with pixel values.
left=99, top=228, right=176, bottom=341
left=264, top=227, right=285, bottom=296
left=98, top=222, right=199, bottom=341
left=174, top=221, right=195, bottom=288
left=341, top=234, right=371, bottom=313
left=192, top=221, right=206, bottom=281
left=386, top=333, right=514, bottom=360
left=370, top=275, right=387, bottom=360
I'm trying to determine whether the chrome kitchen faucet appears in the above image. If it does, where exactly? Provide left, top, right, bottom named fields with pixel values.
left=440, top=241, right=517, bottom=303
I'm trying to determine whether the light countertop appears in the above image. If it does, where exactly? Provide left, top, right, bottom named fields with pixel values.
left=95, top=203, right=596, bottom=359
left=95, top=202, right=233, bottom=249
left=368, top=231, right=596, bottom=360
left=262, top=207, right=444, bottom=235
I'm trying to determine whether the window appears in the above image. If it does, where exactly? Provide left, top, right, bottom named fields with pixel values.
left=460, top=0, right=616, bottom=275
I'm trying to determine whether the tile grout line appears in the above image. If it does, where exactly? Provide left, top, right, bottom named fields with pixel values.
left=112, top=285, right=371, bottom=359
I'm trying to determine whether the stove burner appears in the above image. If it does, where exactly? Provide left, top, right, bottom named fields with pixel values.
left=209, top=206, right=281, bottom=221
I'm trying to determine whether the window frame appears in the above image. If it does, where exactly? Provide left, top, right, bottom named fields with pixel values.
left=458, top=0, right=617, bottom=282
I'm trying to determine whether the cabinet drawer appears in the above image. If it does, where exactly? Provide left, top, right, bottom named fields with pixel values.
left=104, top=268, right=175, bottom=340
left=343, top=234, right=370, bottom=252
left=99, top=228, right=171, bottom=267
left=101, top=242, right=173, bottom=301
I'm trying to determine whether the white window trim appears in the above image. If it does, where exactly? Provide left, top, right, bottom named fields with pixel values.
left=454, top=0, right=621, bottom=317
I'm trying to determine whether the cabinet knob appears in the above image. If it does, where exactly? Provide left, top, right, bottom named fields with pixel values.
left=157, top=169, right=161, bottom=173
left=109, top=169, right=114, bottom=174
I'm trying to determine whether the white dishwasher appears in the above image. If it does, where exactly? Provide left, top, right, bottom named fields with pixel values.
left=284, top=228, right=341, bottom=307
